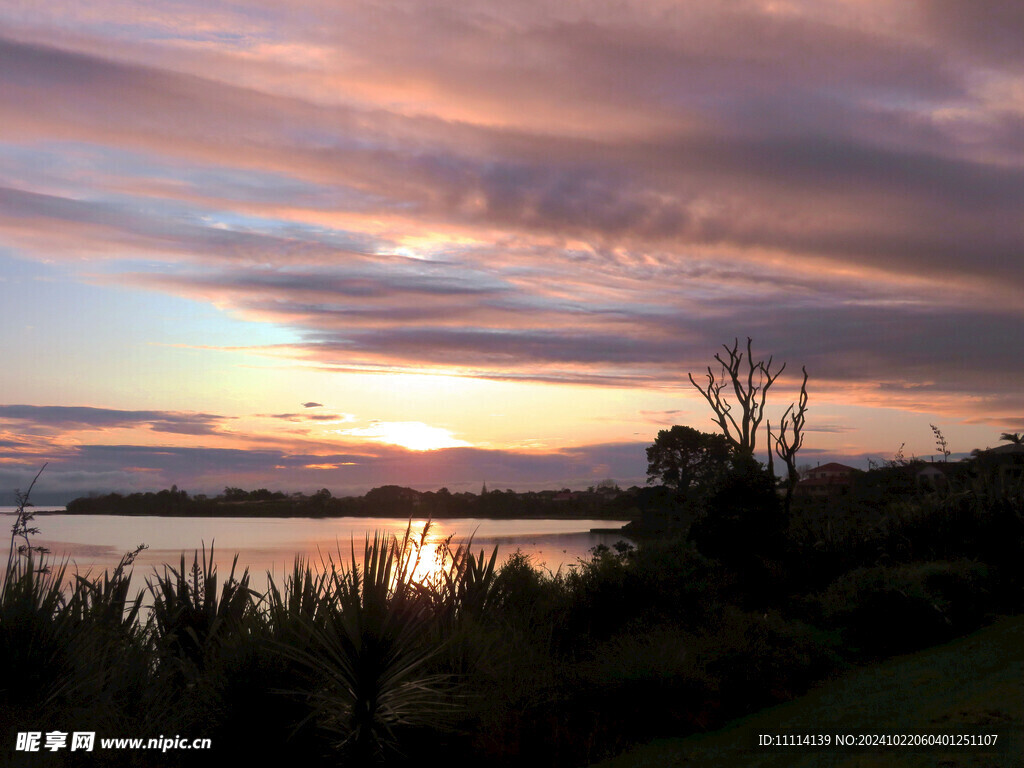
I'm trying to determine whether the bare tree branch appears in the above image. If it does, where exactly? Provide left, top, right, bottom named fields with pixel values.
left=774, top=366, right=808, bottom=512
left=689, top=337, right=784, bottom=456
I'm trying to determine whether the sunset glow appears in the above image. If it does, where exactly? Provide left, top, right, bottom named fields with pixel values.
left=339, top=422, right=472, bottom=452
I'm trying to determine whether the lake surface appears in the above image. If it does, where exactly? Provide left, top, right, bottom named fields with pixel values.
left=2, top=508, right=631, bottom=594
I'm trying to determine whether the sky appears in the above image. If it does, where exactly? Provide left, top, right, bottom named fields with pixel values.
left=1, top=0, right=1022, bottom=502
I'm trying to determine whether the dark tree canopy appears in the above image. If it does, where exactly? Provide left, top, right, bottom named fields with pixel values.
left=646, top=426, right=733, bottom=495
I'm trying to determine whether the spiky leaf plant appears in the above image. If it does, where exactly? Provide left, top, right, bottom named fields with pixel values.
left=260, top=556, right=333, bottom=644
left=0, top=554, right=74, bottom=731
left=61, top=550, right=154, bottom=735
left=147, top=546, right=255, bottom=677
left=285, top=526, right=457, bottom=763
left=438, top=539, right=500, bottom=623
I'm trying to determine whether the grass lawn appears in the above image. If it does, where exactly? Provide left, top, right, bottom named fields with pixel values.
left=592, top=615, right=1024, bottom=768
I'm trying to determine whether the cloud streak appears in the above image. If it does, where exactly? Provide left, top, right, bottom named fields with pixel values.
left=0, top=405, right=230, bottom=436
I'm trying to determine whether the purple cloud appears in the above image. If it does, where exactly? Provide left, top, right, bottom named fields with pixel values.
left=0, top=405, right=229, bottom=436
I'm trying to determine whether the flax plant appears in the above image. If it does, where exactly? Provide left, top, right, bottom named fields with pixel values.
left=260, top=556, right=334, bottom=642
left=0, top=554, right=75, bottom=731
left=65, top=549, right=149, bottom=704
left=429, top=539, right=503, bottom=688
left=1, top=464, right=77, bottom=731
left=284, top=526, right=458, bottom=763
left=147, top=546, right=256, bottom=676
left=437, top=539, right=500, bottom=623
left=67, top=545, right=147, bottom=635
left=5, top=464, right=49, bottom=580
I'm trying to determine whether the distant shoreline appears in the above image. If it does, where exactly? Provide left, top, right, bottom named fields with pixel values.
left=40, top=483, right=643, bottom=524
left=28, top=508, right=631, bottom=525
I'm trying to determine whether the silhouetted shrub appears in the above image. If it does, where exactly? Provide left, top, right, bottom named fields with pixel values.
left=702, top=609, right=841, bottom=713
left=886, top=494, right=1024, bottom=569
left=814, top=560, right=993, bottom=657
left=689, top=460, right=787, bottom=583
left=576, top=625, right=715, bottom=739
left=786, top=491, right=1024, bottom=598
left=627, top=538, right=728, bottom=624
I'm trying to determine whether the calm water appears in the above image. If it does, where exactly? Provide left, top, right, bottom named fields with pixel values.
left=2, top=508, right=631, bottom=593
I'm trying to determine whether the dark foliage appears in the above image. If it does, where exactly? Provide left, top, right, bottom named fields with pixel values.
left=688, top=458, right=786, bottom=568
left=811, top=560, right=994, bottom=657
left=6, top=470, right=1024, bottom=767
left=646, top=426, right=732, bottom=498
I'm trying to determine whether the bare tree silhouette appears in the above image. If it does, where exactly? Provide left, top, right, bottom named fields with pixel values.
left=688, top=337, right=784, bottom=458
left=774, top=366, right=808, bottom=512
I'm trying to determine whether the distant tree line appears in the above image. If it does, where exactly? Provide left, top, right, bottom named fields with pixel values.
left=64, top=483, right=644, bottom=520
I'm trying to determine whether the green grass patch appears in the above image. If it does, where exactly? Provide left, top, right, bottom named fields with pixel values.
left=591, top=615, right=1024, bottom=768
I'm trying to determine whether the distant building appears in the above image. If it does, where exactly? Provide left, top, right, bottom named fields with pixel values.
left=915, top=462, right=961, bottom=491
left=972, top=444, right=1024, bottom=495
left=796, top=462, right=859, bottom=497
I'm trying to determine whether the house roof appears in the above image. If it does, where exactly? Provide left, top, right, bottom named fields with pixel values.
left=984, top=443, right=1024, bottom=455
left=809, top=462, right=859, bottom=473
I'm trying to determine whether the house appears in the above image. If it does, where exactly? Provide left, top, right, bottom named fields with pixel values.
left=971, top=444, right=1024, bottom=495
left=796, top=462, right=859, bottom=497
left=915, top=461, right=963, bottom=491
